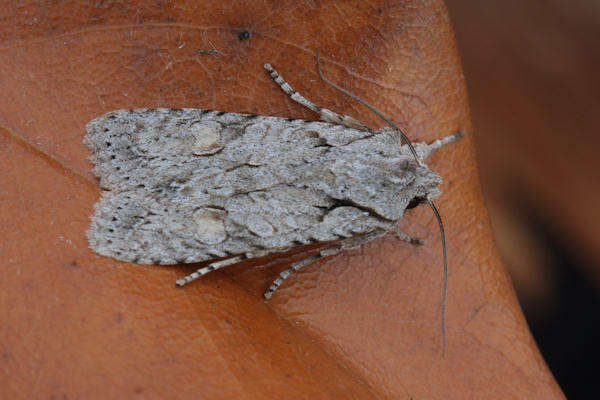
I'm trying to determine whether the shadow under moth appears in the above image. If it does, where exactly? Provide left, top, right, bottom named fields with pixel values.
left=84, top=52, right=463, bottom=354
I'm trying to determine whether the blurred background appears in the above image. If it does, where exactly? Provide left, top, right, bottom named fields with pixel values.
left=445, top=0, right=600, bottom=398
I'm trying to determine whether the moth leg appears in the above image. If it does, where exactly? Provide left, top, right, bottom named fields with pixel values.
left=175, top=256, right=245, bottom=287
left=393, top=230, right=424, bottom=245
left=339, top=228, right=387, bottom=249
left=264, top=244, right=343, bottom=299
left=264, top=63, right=368, bottom=130
left=264, top=229, right=387, bottom=299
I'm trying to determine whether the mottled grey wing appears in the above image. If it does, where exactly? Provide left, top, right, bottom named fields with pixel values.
left=85, top=108, right=401, bottom=265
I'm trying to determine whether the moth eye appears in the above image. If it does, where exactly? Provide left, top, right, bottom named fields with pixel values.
left=406, top=196, right=426, bottom=209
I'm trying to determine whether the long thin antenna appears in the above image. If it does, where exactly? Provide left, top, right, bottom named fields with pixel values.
left=315, top=49, right=421, bottom=164
left=427, top=199, right=447, bottom=356
left=315, top=49, right=447, bottom=356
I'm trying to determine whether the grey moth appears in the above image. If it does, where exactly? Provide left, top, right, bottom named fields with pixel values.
left=85, top=54, right=463, bottom=353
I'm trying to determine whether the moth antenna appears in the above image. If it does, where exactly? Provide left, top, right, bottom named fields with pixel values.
left=315, top=49, right=421, bottom=164
left=316, top=49, right=448, bottom=356
left=427, top=199, right=447, bottom=357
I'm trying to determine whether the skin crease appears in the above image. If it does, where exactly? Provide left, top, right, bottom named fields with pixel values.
left=0, top=1, right=564, bottom=399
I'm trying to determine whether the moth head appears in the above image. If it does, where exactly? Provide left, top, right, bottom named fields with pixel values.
left=405, top=161, right=443, bottom=204
left=315, top=48, right=451, bottom=355
left=332, top=153, right=441, bottom=221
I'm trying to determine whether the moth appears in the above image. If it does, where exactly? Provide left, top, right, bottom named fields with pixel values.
left=85, top=51, right=463, bottom=353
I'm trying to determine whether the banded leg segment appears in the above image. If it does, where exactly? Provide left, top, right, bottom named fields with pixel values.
left=264, top=63, right=368, bottom=131
left=264, top=254, right=318, bottom=299
left=263, top=229, right=387, bottom=299
left=175, top=256, right=245, bottom=287
left=264, top=245, right=343, bottom=299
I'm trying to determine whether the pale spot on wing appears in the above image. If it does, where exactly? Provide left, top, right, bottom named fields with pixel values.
left=191, top=122, right=222, bottom=155
left=193, top=209, right=227, bottom=244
